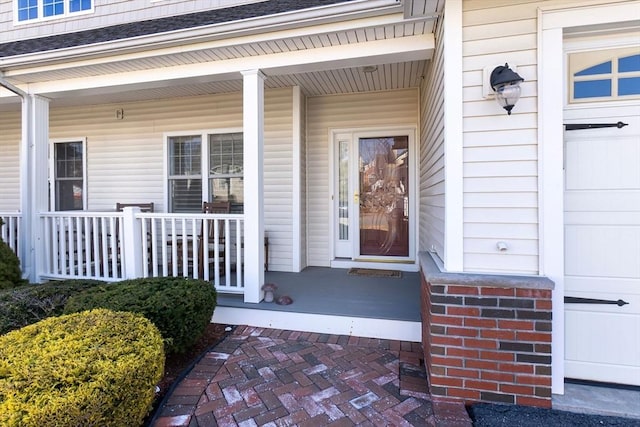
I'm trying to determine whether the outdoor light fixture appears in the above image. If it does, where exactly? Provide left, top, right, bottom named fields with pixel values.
left=489, top=63, right=524, bottom=115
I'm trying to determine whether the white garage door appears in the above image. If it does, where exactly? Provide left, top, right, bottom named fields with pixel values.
left=564, top=47, right=640, bottom=386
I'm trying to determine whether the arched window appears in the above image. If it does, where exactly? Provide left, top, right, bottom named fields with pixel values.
left=569, top=49, right=640, bottom=103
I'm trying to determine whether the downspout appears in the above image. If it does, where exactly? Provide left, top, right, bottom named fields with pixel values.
left=0, top=74, right=34, bottom=282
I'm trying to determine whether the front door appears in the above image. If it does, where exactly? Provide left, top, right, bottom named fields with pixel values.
left=333, top=130, right=413, bottom=261
left=563, top=47, right=640, bottom=386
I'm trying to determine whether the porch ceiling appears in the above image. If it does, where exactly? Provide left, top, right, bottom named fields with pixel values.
left=0, top=4, right=438, bottom=110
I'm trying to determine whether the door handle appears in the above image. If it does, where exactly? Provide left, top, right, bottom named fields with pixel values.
left=354, top=192, right=359, bottom=202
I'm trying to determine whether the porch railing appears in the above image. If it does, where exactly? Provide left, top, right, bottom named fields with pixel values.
left=39, top=210, right=244, bottom=294
left=0, top=213, right=21, bottom=255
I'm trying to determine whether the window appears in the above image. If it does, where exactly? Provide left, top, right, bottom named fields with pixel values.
left=209, top=133, right=244, bottom=212
left=167, top=131, right=244, bottom=213
left=16, top=0, right=92, bottom=22
left=52, top=140, right=85, bottom=211
left=569, top=48, right=640, bottom=103
left=168, top=135, right=202, bottom=213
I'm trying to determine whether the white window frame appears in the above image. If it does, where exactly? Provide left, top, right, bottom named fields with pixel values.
left=49, top=138, right=87, bottom=211
left=164, top=128, right=243, bottom=213
left=14, top=0, right=94, bottom=25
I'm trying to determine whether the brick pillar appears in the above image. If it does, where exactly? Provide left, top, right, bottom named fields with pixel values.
left=420, top=256, right=554, bottom=408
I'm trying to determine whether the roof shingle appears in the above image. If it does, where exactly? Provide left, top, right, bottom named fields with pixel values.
left=0, top=0, right=355, bottom=58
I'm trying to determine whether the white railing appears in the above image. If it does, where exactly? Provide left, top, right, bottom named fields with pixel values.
left=0, top=213, right=21, bottom=255
left=41, top=211, right=124, bottom=280
left=39, top=210, right=245, bottom=294
left=139, top=212, right=245, bottom=294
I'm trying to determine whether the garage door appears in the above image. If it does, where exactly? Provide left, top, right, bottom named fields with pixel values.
left=564, top=47, right=640, bottom=386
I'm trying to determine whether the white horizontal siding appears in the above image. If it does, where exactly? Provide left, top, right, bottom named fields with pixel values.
left=1, top=0, right=261, bottom=43
left=461, top=0, right=545, bottom=274
left=419, top=10, right=445, bottom=258
left=306, top=89, right=419, bottom=267
left=264, top=88, right=294, bottom=272
left=0, top=110, right=21, bottom=211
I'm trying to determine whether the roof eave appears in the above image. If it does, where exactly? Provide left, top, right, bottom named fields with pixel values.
left=0, top=0, right=403, bottom=69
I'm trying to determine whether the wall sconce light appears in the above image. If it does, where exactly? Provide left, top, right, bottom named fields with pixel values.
left=489, top=63, right=524, bottom=115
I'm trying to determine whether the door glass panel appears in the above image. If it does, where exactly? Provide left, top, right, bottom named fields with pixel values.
left=358, top=136, right=409, bottom=256
left=338, top=140, right=349, bottom=241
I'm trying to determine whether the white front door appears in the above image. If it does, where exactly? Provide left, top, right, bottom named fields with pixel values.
left=333, top=129, right=414, bottom=262
left=563, top=46, right=640, bottom=385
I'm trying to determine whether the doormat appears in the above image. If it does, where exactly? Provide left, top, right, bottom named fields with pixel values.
left=348, top=268, right=402, bottom=278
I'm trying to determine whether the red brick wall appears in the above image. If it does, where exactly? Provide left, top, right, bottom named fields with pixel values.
left=421, top=274, right=553, bottom=408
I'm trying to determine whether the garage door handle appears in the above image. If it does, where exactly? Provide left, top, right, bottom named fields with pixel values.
left=564, top=121, right=628, bottom=131
left=565, top=296, right=629, bottom=306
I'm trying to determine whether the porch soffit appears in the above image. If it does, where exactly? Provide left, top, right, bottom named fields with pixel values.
left=1, top=29, right=434, bottom=106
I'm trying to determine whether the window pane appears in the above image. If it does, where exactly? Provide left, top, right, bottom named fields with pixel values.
left=209, top=177, right=243, bottom=213
left=56, top=180, right=83, bottom=211
left=69, top=0, right=91, bottom=12
left=43, top=0, right=64, bottom=16
left=619, top=77, right=640, bottom=96
left=55, top=142, right=83, bottom=178
left=169, top=179, right=202, bottom=213
left=619, top=55, right=640, bottom=73
left=169, top=136, right=201, bottom=176
left=575, top=61, right=612, bottom=76
left=17, top=0, right=38, bottom=20
left=209, top=133, right=243, bottom=175
left=574, top=80, right=611, bottom=99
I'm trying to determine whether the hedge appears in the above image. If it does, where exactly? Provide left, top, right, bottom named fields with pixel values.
left=64, top=277, right=217, bottom=354
left=0, top=309, right=164, bottom=427
left=0, top=279, right=106, bottom=335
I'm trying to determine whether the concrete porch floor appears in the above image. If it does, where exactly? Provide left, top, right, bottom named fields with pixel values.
left=213, top=267, right=422, bottom=342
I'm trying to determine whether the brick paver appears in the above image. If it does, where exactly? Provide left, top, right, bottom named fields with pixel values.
left=152, top=326, right=472, bottom=426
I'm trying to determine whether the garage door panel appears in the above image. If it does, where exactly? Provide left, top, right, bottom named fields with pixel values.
left=564, top=211, right=640, bottom=224
left=565, top=137, right=640, bottom=190
left=565, top=361, right=640, bottom=386
left=565, top=311, right=640, bottom=367
left=565, top=225, right=640, bottom=278
left=565, top=191, right=640, bottom=212
left=565, top=276, right=640, bottom=295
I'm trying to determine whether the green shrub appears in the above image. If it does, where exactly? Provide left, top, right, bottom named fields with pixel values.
left=64, top=277, right=217, bottom=354
left=0, top=309, right=164, bottom=427
left=0, top=218, right=26, bottom=290
left=0, top=279, right=107, bottom=335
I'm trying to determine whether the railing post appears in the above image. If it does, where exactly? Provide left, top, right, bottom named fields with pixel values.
left=122, top=207, right=143, bottom=279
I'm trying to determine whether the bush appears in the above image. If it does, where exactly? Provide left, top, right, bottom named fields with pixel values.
left=0, top=309, right=164, bottom=427
left=0, top=218, right=26, bottom=290
left=0, top=279, right=107, bottom=335
left=64, top=277, right=217, bottom=354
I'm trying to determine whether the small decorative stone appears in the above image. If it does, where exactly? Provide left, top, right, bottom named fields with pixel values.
left=276, top=295, right=293, bottom=305
left=262, top=283, right=278, bottom=303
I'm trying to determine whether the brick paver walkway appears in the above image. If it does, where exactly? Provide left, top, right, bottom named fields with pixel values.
left=152, top=326, right=471, bottom=427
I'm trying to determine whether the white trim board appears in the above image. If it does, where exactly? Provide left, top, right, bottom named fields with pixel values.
left=212, top=306, right=422, bottom=342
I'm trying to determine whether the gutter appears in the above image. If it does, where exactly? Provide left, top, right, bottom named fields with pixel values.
left=0, top=0, right=403, bottom=69
left=0, top=74, right=27, bottom=97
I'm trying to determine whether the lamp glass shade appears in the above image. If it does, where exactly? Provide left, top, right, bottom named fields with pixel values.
left=495, top=83, right=521, bottom=110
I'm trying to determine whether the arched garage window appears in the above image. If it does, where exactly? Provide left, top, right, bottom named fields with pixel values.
left=569, top=48, right=640, bottom=103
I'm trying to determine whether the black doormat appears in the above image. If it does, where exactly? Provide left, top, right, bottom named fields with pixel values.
left=347, top=268, right=402, bottom=278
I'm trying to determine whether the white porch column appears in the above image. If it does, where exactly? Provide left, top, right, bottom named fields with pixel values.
left=20, top=95, right=49, bottom=283
left=242, top=69, right=265, bottom=303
